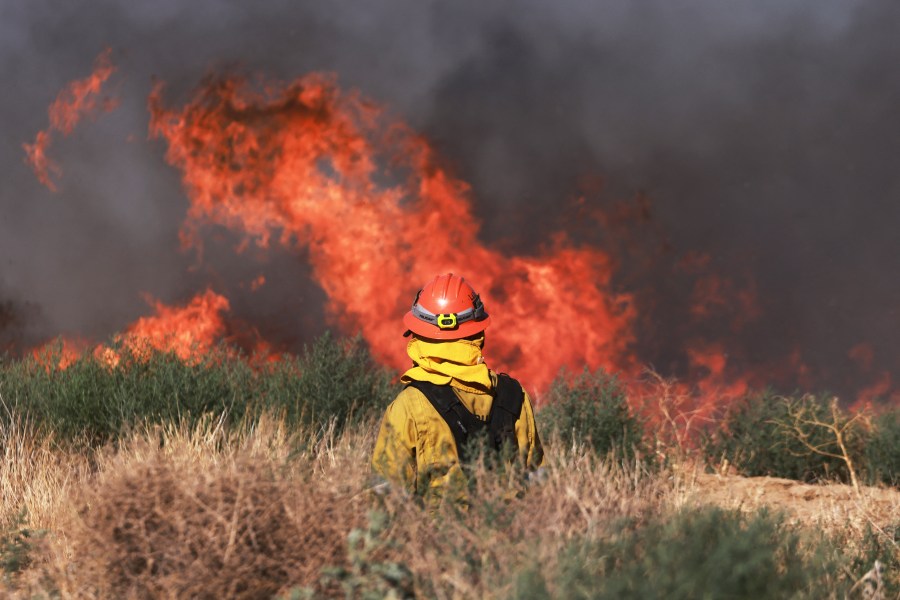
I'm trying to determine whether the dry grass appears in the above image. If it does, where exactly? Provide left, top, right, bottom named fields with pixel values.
left=0, top=412, right=92, bottom=534
left=383, top=449, right=674, bottom=599
left=1, top=415, right=674, bottom=598
left=3, top=415, right=372, bottom=598
left=2, top=414, right=898, bottom=598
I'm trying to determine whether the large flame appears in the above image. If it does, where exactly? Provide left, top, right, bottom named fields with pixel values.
left=148, top=74, right=637, bottom=392
left=23, top=58, right=896, bottom=409
left=23, top=48, right=117, bottom=191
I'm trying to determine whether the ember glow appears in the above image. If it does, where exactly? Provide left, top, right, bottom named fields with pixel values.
left=23, top=48, right=118, bottom=191
left=148, top=74, right=638, bottom=391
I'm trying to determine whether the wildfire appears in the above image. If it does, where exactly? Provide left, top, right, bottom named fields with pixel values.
left=34, top=290, right=231, bottom=369
left=848, top=343, right=900, bottom=407
left=122, top=289, right=231, bottom=361
left=32, top=337, right=92, bottom=370
left=23, top=57, right=896, bottom=409
left=686, top=342, right=750, bottom=407
left=149, top=74, right=637, bottom=391
left=23, top=48, right=118, bottom=191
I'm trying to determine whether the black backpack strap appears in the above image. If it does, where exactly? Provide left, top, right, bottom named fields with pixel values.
left=406, top=380, right=486, bottom=463
left=487, top=374, right=524, bottom=454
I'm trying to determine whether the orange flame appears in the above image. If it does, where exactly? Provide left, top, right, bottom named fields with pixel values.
left=847, top=343, right=900, bottom=407
left=32, top=337, right=91, bottom=370
left=686, top=341, right=750, bottom=407
left=23, top=48, right=118, bottom=191
left=149, top=74, right=637, bottom=392
left=855, top=371, right=893, bottom=407
left=122, top=289, right=230, bottom=361
left=22, top=131, right=60, bottom=191
left=33, top=290, right=231, bottom=368
left=24, top=64, right=890, bottom=412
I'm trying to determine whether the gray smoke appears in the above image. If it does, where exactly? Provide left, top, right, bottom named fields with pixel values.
left=1, top=0, right=897, bottom=399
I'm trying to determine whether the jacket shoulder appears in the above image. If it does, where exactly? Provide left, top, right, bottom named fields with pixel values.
left=390, top=385, right=438, bottom=415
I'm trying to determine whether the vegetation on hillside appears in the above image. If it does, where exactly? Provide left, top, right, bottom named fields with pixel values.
left=1, top=334, right=898, bottom=597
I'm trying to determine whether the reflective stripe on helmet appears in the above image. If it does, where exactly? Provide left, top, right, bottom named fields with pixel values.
left=410, top=292, right=488, bottom=330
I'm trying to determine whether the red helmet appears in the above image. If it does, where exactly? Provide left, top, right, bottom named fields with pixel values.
left=403, top=273, right=491, bottom=340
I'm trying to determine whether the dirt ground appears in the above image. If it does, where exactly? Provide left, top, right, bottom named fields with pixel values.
left=681, top=470, right=900, bottom=529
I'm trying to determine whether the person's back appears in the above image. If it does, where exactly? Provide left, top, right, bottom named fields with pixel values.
left=371, top=273, right=543, bottom=509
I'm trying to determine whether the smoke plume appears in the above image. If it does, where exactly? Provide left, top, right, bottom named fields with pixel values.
left=2, top=0, right=899, bottom=401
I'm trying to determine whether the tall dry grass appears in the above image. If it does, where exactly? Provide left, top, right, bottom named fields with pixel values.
left=2, top=411, right=897, bottom=598
left=2, top=411, right=674, bottom=598
left=0, top=411, right=92, bottom=535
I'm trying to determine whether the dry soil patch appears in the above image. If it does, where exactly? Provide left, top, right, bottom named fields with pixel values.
left=684, top=472, right=900, bottom=529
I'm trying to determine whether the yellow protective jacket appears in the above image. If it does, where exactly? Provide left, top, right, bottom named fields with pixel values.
left=371, top=336, right=543, bottom=506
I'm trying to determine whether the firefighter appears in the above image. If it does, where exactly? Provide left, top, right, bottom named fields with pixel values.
left=371, top=273, right=543, bottom=508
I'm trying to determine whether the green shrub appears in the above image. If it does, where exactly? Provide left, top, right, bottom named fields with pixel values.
left=279, top=332, right=396, bottom=428
left=0, top=332, right=397, bottom=447
left=318, top=510, right=414, bottom=600
left=538, top=368, right=642, bottom=459
left=864, top=409, right=900, bottom=487
left=0, top=510, right=41, bottom=587
left=702, top=392, right=868, bottom=484
left=514, top=507, right=829, bottom=599
left=1, top=340, right=254, bottom=445
left=510, top=565, right=551, bottom=600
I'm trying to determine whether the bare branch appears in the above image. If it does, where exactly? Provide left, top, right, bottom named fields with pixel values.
left=770, top=395, right=866, bottom=494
